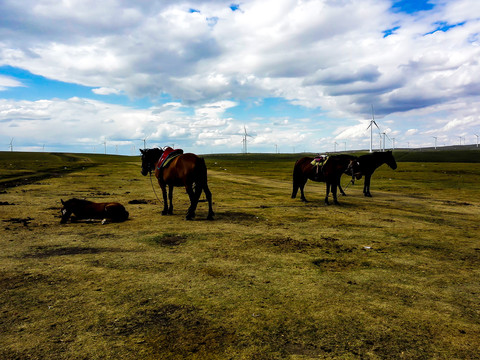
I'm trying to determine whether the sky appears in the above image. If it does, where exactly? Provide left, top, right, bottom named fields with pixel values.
left=1, top=0, right=480, bottom=155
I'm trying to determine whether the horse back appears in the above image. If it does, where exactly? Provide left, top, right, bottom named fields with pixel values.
left=294, top=157, right=320, bottom=181
left=104, top=202, right=129, bottom=221
left=158, top=153, right=205, bottom=185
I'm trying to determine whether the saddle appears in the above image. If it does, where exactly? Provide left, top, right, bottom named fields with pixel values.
left=156, top=147, right=184, bottom=170
left=311, top=155, right=328, bottom=167
left=311, top=155, right=328, bottom=180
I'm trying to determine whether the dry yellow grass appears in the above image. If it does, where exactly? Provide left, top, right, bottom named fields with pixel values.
left=1, top=153, right=479, bottom=359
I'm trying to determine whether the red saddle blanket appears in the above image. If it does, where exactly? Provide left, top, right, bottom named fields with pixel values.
left=156, top=147, right=184, bottom=169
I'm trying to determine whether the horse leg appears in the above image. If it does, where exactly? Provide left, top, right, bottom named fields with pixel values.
left=332, top=181, right=340, bottom=205
left=298, top=178, right=308, bottom=202
left=185, top=184, right=199, bottom=220
left=159, top=183, right=169, bottom=215
left=339, top=181, right=346, bottom=196
left=364, top=175, right=372, bottom=197
left=203, top=184, right=215, bottom=220
left=325, top=182, right=330, bottom=205
left=168, top=186, right=174, bottom=214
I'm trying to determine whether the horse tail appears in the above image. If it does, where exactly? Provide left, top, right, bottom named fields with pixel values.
left=292, top=160, right=301, bottom=198
left=199, top=157, right=208, bottom=183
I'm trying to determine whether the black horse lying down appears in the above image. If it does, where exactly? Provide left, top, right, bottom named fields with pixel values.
left=60, top=198, right=129, bottom=224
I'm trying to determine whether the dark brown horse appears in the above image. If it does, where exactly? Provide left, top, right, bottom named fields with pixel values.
left=292, top=154, right=361, bottom=205
left=140, top=148, right=214, bottom=220
left=357, top=151, right=397, bottom=197
left=60, top=198, right=129, bottom=224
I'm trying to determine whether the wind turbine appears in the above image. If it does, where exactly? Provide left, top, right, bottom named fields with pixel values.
left=474, top=134, right=479, bottom=147
left=432, top=136, right=437, bottom=150
left=9, top=138, right=14, bottom=152
left=381, top=132, right=388, bottom=152
left=367, top=105, right=379, bottom=153
left=334, top=141, right=338, bottom=152
left=242, top=126, right=253, bottom=154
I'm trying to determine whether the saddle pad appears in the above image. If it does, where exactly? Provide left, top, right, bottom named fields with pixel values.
left=157, top=148, right=184, bottom=170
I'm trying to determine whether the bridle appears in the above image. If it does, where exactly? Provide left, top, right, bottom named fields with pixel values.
left=141, top=152, right=163, bottom=204
left=344, top=159, right=361, bottom=189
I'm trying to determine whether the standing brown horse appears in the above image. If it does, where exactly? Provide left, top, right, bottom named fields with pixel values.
left=140, top=148, right=214, bottom=220
left=292, top=154, right=361, bottom=205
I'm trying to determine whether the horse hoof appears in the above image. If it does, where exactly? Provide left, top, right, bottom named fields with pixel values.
left=161, top=211, right=168, bottom=215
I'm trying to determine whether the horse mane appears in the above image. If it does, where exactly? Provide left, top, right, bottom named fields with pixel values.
left=65, top=198, right=93, bottom=205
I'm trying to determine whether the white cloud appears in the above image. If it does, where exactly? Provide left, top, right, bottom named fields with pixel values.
left=1, top=0, right=480, bottom=152
left=92, top=87, right=121, bottom=95
left=0, top=75, right=24, bottom=91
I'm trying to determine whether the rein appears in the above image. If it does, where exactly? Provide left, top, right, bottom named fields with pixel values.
left=343, top=176, right=355, bottom=191
left=149, top=171, right=163, bottom=204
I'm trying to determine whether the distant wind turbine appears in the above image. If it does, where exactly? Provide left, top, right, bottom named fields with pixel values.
left=242, top=126, right=253, bottom=154
left=9, top=138, right=14, bottom=152
left=475, top=134, right=479, bottom=147
left=367, top=105, right=380, bottom=153
left=381, top=132, right=390, bottom=152
left=432, top=136, right=437, bottom=150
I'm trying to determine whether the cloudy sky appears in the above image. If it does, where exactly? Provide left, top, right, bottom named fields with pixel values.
left=1, top=0, right=480, bottom=155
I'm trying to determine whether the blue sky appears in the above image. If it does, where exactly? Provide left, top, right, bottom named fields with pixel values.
left=1, top=0, right=480, bottom=154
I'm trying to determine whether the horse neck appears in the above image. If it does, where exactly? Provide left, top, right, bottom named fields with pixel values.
left=150, top=149, right=163, bottom=165
left=370, top=153, right=389, bottom=168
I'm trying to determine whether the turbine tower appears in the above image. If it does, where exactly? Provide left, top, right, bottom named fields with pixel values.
left=242, top=126, right=253, bottom=154
left=9, top=138, right=14, bottom=152
left=475, top=134, right=479, bottom=147
left=367, top=105, right=379, bottom=153
left=381, top=132, right=389, bottom=152
left=432, top=136, right=437, bottom=150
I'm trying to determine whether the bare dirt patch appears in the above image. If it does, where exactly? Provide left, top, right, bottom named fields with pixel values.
left=22, top=245, right=125, bottom=259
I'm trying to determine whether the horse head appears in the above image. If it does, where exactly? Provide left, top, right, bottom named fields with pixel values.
left=60, top=198, right=72, bottom=223
left=385, top=151, right=398, bottom=170
left=140, top=148, right=163, bottom=176
left=346, top=158, right=363, bottom=180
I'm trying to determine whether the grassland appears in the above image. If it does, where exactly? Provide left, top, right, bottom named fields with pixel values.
left=1, top=150, right=480, bottom=359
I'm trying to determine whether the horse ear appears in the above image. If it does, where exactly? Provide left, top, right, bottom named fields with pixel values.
left=140, top=149, right=145, bottom=154
left=61, top=199, right=65, bottom=205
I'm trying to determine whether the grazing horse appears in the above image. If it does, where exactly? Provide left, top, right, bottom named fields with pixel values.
left=292, top=154, right=361, bottom=205
left=357, top=151, right=397, bottom=197
left=60, top=198, right=129, bottom=224
left=140, top=148, right=214, bottom=220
